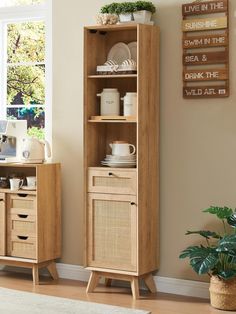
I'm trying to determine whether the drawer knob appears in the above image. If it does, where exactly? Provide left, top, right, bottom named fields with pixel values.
left=18, top=214, right=28, bottom=219
left=0, top=199, right=4, bottom=202
left=108, top=172, right=113, bottom=176
left=17, top=235, right=28, bottom=240
left=130, top=202, right=136, bottom=206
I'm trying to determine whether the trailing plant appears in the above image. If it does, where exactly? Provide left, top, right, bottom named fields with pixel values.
left=100, top=1, right=156, bottom=14
left=179, top=206, right=236, bottom=280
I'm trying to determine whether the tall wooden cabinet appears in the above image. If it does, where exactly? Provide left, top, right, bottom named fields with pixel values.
left=84, top=23, right=159, bottom=299
left=0, top=163, right=61, bottom=284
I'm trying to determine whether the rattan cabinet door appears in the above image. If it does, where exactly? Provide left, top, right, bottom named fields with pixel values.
left=88, top=193, right=137, bottom=272
left=0, top=193, right=6, bottom=256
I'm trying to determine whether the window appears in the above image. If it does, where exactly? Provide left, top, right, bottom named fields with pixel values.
left=0, top=0, right=45, bottom=8
left=0, top=0, right=51, bottom=140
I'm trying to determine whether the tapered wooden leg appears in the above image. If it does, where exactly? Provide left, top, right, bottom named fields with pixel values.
left=32, top=265, right=39, bottom=285
left=131, top=277, right=140, bottom=299
left=105, top=278, right=112, bottom=287
left=86, top=271, right=100, bottom=293
left=143, top=273, right=157, bottom=293
left=47, top=262, right=59, bottom=280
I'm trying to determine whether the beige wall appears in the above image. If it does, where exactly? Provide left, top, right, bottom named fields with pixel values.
left=53, top=0, right=236, bottom=281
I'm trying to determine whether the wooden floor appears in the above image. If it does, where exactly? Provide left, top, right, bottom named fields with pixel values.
left=0, top=270, right=226, bottom=314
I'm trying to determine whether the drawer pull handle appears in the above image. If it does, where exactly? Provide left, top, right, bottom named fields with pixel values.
left=17, top=194, right=28, bottom=198
left=17, top=235, right=28, bottom=240
left=130, top=202, right=136, bottom=206
left=18, top=214, right=28, bottom=219
left=0, top=199, right=4, bottom=202
left=108, top=172, right=113, bottom=176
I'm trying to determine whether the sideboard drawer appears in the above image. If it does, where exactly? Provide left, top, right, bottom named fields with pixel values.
left=8, top=235, right=36, bottom=259
left=88, top=168, right=137, bottom=195
left=7, top=194, right=36, bottom=212
left=9, top=213, right=36, bottom=236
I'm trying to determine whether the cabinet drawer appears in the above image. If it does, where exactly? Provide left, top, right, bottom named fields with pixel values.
left=9, top=215, right=36, bottom=236
left=88, top=168, right=137, bottom=195
left=8, top=235, right=36, bottom=259
left=8, top=194, right=36, bottom=212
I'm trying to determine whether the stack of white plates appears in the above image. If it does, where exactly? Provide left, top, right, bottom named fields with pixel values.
left=101, top=155, right=136, bottom=168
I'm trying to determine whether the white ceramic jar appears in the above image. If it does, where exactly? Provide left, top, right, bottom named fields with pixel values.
left=97, top=88, right=120, bottom=116
left=121, top=92, right=137, bottom=116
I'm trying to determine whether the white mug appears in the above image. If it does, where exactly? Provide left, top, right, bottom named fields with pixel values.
left=109, top=141, right=136, bottom=156
left=26, top=176, right=36, bottom=188
left=9, top=178, right=24, bottom=191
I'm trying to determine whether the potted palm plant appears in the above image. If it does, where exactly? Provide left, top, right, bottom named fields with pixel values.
left=133, top=1, right=156, bottom=23
left=179, top=206, right=236, bottom=310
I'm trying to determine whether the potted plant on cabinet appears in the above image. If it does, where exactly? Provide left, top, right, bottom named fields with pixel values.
left=100, top=2, right=135, bottom=22
left=179, top=206, right=236, bottom=310
left=133, top=1, right=156, bottom=23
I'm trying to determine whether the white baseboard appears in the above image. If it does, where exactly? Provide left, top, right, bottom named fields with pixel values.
left=56, top=263, right=210, bottom=299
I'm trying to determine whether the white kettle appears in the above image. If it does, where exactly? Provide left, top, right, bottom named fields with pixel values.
left=21, top=137, right=51, bottom=163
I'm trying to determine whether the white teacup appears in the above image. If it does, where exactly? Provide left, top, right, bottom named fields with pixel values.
left=9, top=178, right=24, bottom=191
left=109, top=141, right=136, bottom=156
left=26, top=176, right=36, bottom=188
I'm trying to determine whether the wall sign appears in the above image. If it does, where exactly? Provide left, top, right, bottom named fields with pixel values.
left=183, top=51, right=227, bottom=65
left=183, top=69, right=227, bottom=81
left=182, top=0, right=229, bottom=99
left=183, top=86, right=229, bottom=98
left=182, top=16, right=227, bottom=32
left=182, top=0, right=228, bottom=15
left=183, top=33, right=228, bottom=49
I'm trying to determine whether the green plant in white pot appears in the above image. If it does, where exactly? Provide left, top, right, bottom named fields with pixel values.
left=116, top=2, right=136, bottom=22
left=133, top=1, right=156, bottom=23
left=100, top=2, right=135, bottom=22
left=179, top=206, right=236, bottom=310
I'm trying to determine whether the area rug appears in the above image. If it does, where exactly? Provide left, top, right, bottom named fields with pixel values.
left=0, top=287, right=150, bottom=314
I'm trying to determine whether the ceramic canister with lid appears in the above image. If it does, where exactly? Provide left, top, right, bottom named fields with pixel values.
left=97, top=88, right=120, bottom=116
left=122, top=92, right=137, bottom=116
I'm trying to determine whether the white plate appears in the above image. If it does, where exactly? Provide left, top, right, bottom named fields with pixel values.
left=21, top=186, right=36, bottom=191
left=127, top=42, right=137, bottom=62
left=107, top=42, right=131, bottom=64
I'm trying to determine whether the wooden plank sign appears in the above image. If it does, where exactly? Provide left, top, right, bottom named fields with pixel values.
left=183, top=0, right=228, bottom=16
left=183, top=33, right=228, bottom=49
left=182, top=0, right=229, bottom=98
left=182, top=16, right=227, bottom=32
left=183, top=51, right=228, bottom=66
left=183, top=86, right=229, bottom=98
left=183, top=69, right=228, bottom=82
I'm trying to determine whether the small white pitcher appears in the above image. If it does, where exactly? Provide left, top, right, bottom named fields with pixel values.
left=109, top=141, right=136, bottom=156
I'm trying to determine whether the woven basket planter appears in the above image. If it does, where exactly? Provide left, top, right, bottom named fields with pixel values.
left=209, top=276, right=236, bottom=310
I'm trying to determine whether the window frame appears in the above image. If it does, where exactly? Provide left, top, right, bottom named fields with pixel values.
left=0, top=0, right=52, bottom=143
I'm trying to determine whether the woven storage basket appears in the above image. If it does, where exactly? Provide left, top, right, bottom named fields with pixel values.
left=209, top=276, right=236, bottom=310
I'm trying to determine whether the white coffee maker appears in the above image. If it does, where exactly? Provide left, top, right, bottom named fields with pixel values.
left=0, top=120, right=27, bottom=162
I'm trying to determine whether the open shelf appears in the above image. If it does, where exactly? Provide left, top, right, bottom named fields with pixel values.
left=88, top=74, right=137, bottom=79
left=88, top=115, right=136, bottom=123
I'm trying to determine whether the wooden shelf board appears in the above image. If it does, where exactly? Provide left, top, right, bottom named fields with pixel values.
left=88, top=74, right=137, bottom=79
left=0, top=188, right=37, bottom=195
left=89, top=116, right=136, bottom=123
left=85, top=23, right=139, bottom=32
left=0, top=256, right=37, bottom=264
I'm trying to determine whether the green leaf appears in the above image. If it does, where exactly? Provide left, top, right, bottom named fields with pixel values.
left=203, top=206, right=233, bottom=219
left=179, top=246, right=218, bottom=275
left=185, top=230, right=221, bottom=239
left=217, top=270, right=236, bottom=280
left=217, top=235, right=236, bottom=254
left=227, top=214, right=236, bottom=228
